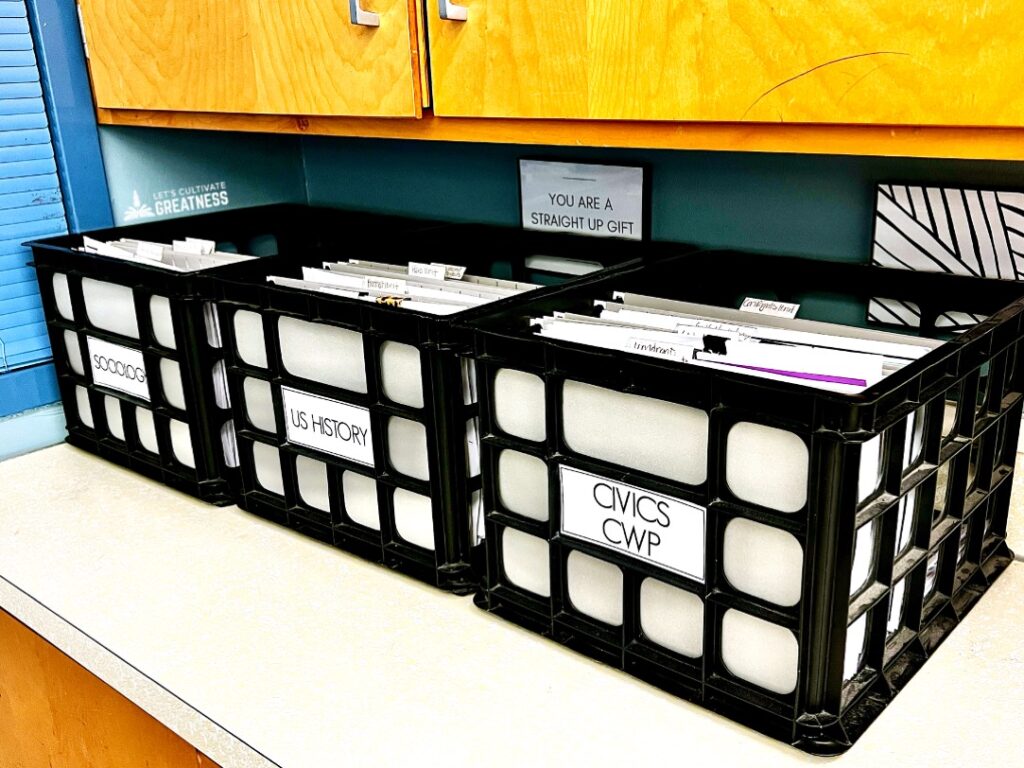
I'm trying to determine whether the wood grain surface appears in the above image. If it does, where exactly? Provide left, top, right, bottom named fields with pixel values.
left=0, top=609, right=221, bottom=768
left=95, top=107, right=1024, bottom=161
left=79, top=0, right=422, bottom=117
left=426, top=1, right=1024, bottom=124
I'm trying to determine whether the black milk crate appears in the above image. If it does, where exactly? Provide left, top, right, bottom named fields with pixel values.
left=215, top=226, right=658, bottom=593
left=28, top=205, right=441, bottom=504
left=465, top=250, right=1024, bottom=753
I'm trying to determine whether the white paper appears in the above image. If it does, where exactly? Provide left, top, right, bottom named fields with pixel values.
left=281, top=386, right=374, bottom=467
left=135, top=240, right=164, bottom=259
left=86, top=336, right=150, bottom=401
left=186, top=237, right=216, bottom=255
left=559, top=465, right=705, bottom=582
left=82, top=236, right=131, bottom=258
left=221, top=420, right=240, bottom=469
left=535, top=293, right=936, bottom=393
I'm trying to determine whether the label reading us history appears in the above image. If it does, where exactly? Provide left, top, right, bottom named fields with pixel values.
left=281, top=386, right=374, bottom=467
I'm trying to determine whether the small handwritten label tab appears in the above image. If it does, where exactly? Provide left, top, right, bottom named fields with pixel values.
left=87, top=336, right=150, bottom=401
left=560, top=465, right=705, bottom=581
left=408, top=262, right=447, bottom=281
left=626, top=337, right=690, bottom=362
left=433, top=263, right=467, bottom=280
left=739, top=298, right=800, bottom=319
left=363, top=276, right=407, bottom=293
left=281, top=386, right=374, bottom=467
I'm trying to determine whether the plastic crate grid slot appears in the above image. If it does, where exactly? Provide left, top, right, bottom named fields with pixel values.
left=215, top=222, right=656, bottom=592
left=30, top=205, right=479, bottom=502
left=36, top=259, right=240, bottom=503
left=468, top=252, right=1024, bottom=753
left=25, top=205, right=350, bottom=504
left=221, top=257, right=527, bottom=592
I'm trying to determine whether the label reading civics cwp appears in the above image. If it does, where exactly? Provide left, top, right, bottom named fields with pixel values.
left=281, top=386, right=374, bottom=467
left=559, top=465, right=705, bottom=582
left=87, top=336, right=150, bottom=401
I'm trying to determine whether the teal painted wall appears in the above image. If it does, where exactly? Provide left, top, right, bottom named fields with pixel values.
left=94, top=127, right=1024, bottom=265
left=301, top=137, right=1024, bottom=263
left=98, top=127, right=305, bottom=226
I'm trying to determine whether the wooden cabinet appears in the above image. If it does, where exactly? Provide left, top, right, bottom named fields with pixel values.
left=0, top=609, right=221, bottom=768
left=81, top=1, right=1024, bottom=160
left=78, top=0, right=425, bottom=117
left=425, top=1, right=1023, bottom=125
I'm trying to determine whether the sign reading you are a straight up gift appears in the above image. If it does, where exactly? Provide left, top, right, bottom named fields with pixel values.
left=519, top=160, right=648, bottom=241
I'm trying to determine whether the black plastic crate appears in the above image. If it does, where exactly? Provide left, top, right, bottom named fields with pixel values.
left=215, top=226, right=658, bottom=592
left=27, top=205, right=442, bottom=504
left=465, top=250, right=1024, bottom=753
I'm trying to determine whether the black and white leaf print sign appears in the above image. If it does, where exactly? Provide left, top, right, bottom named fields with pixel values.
left=868, top=184, right=1017, bottom=329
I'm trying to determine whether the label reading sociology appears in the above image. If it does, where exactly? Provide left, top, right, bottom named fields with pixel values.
left=281, top=386, right=374, bottom=467
left=87, top=336, right=150, bottom=401
left=559, top=465, right=705, bottom=582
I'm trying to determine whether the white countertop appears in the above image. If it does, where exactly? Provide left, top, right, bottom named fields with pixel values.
left=1, top=444, right=1022, bottom=768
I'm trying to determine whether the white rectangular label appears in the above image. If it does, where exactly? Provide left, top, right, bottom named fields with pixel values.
left=559, top=465, right=705, bottom=582
left=520, top=160, right=644, bottom=241
left=626, top=337, right=691, bottom=362
left=408, top=262, right=447, bottom=281
left=281, top=386, right=374, bottom=467
left=363, top=275, right=406, bottom=293
left=433, top=263, right=467, bottom=280
left=739, top=298, right=800, bottom=319
left=86, top=336, right=150, bottom=401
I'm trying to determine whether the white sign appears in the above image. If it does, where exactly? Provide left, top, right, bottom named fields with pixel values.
left=363, top=275, right=406, bottom=293
left=435, top=263, right=467, bottom=280
left=281, top=386, right=374, bottom=467
left=560, top=465, right=705, bottom=582
left=408, top=262, right=447, bottom=281
left=87, top=336, right=151, bottom=401
left=123, top=182, right=231, bottom=222
left=739, top=298, right=801, bottom=319
left=520, top=160, right=644, bottom=241
left=627, top=337, right=690, bottom=363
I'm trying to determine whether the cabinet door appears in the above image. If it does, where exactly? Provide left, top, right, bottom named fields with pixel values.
left=79, top=0, right=423, bottom=117
left=426, top=1, right=1023, bottom=125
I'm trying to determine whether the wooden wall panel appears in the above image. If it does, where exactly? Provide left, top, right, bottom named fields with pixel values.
left=0, top=610, right=220, bottom=768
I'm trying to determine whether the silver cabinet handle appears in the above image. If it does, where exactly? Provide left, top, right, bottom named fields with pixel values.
left=439, top=0, right=468, bottom=21
left=349, top=0, right=380, bottom=26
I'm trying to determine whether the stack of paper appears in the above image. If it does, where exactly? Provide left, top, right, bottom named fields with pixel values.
left=266, top=260, right=539, bottom=316
left=533, top=292, right=942, bottom=394
left=78, top=236, right=257, bottom=272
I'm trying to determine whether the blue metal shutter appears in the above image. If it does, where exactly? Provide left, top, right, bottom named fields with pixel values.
left=0, top=0, right=67, bottom=373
